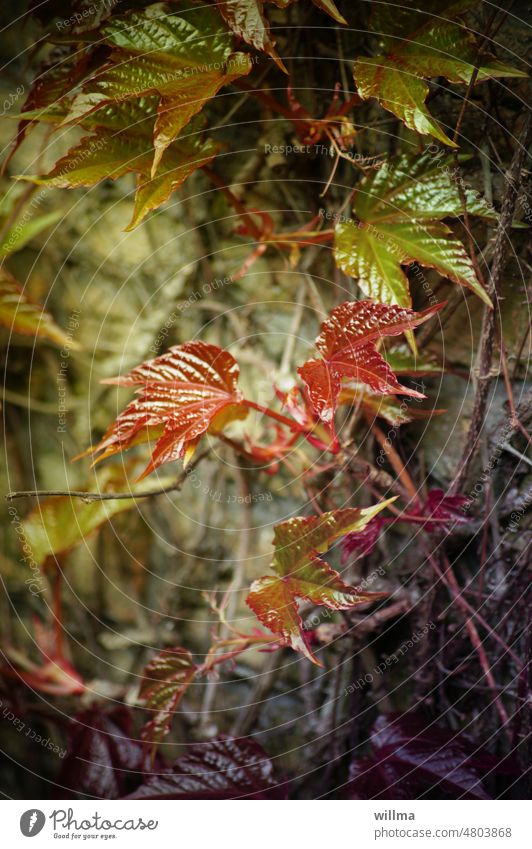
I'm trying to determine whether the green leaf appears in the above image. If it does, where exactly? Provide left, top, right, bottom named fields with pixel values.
left=0, top=206, right=61, bottom=259
left=63, top=3, right=252, bottom=173
left=19, top=101, right=220, bottom=230
left=0, top=268, right=75, bottom=348
left=354, top=0, right=526, bottom=146
left=383, top=343, right=443, bottom=376
left=339, top=383, right=444, bottom=425
left=139, top=648, right=197, bottom=744
left=247, top=501, right=395, bottom=664
left=334, top=151, right=495, bottom=308
left=270, top=504, right=389, bottom=574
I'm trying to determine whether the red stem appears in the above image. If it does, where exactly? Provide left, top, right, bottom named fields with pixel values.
left=381, top=515, right=457, bottom=526
left=204, top=168, right=263, bottom=240
left=234, top=81, right=296, bottom=120
left=242, top=398, right=301, bottom=430
left=234, top=81, right=361, bottom=129
left=499, top=334, right=532, bottom=445
left=426, top=549, right=513, bottom=735
left=52, top=565, right=63, bottom=656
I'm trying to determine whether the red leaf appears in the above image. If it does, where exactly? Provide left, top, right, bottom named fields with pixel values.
left=1, top=619, right=85, bottom=697
left=411, top=489, right=469, bottom=531
left=89, top=341, right=246, bottom=478
left=298, top=300, right=444, bottom=422
left=0, top=658, right=85, bottom=698
left=341, top=517, right=385, bottom=564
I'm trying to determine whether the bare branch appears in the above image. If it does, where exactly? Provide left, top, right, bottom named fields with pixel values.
left=5, top=450, right=209, bottom=502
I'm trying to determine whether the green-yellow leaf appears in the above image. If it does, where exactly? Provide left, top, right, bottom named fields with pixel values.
left=19, top=100, right=220, bottom=229
left=139, top=647, right=197, bottom=744
left=383, top=344, right=443, bottom=376
left=247, top=501, right=395, bottom=664
left=334, top=151, right=495, bottom=308
left=338, top=384, right=431, bottom=426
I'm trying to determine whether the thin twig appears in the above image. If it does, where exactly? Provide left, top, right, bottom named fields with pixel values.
left=199, top=466, right=252, bottom=732
left=499, top=335, right=532, bottom=446
left=370, top=420, right=418, bottom=502
left=428, top=551, right=512, bottom=735
left=445, top=614, right=509, bottom=732
left=5, top=450, right=210, bottom=502
left=452, top=4, right=514, bottom=146
left=450, top=7, right=507, bottom=288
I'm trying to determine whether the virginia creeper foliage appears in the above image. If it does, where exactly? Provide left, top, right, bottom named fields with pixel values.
left=1, top=0, right=528, bottom=800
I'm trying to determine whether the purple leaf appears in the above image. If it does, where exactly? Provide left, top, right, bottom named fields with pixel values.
left=128, top=737, right=282, bottom=799
left=411, top=489, right=469, bottom=531
left=341, top=517, right=384, bottom=564
left=58, top=707, right=145, bottom=799
left=348, top=713, right=491, bottom=800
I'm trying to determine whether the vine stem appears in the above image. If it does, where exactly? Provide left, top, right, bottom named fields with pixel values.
left=242, top=398, right=300, bottom=430
left=369, top=420, right=419, bottom=502
left=204, top=167, right=334, bottom=248
left=451, top=6, right=501, bottom=145
left=450, top=6, right=506, bottom=291
left=381, top=514, right=457, bottom=526
left=441, top=556, right=521, bottom=668
left=198, top=466, right=252, bottom=731
left=268, top=229, right=334, bottom=245
left=5, top=450, right=209, bottom=502
left=52, top=566, right=63, bottom=656
left=451, top=110, right=532, bottom=493
left=233, top=80, right=361, bottom=128
left=203, top=168, right=263, bottom=240
left=197, top=632, right=278, bottom=677
left=498, top=335, right=532, bottom=446
left=426, top=549, right=513, bottom=736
